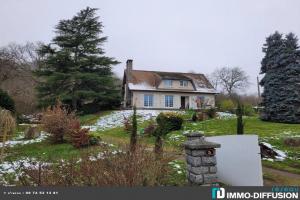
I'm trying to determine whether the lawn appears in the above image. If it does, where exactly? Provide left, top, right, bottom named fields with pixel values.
left=88, top=113, right=300, bottom=175
left=168, top=116, right=300, bottom=174
left=84, top=112, right=300, bottom=175
left=2, top=111, right=300, bottom=186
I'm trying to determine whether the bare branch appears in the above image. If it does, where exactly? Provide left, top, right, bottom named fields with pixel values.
left=210, top=67, right=250, bottom=95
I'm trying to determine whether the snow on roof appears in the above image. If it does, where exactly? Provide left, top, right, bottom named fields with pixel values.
left=128, top=83, right=156, bottom=90
left=126, top=70, right=218, bottom=93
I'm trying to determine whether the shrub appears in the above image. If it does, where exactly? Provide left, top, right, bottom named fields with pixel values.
left=0, top=109, right=16, bottom=138
left=123, top=115, right=132, bottom=132
left=192, top=112, right=197, bottom=121
left=41, top=101, right=76, bottom=143
left=19, top=145, right=173, bottom=186
left=68, top=119, right=90, bottom=148
left=154, top=112, right=183, bottom=155
left=88, top=132, right=101, bottom=146
left=243, top=104, right=255, bottom=116
left=156, top=112, right=183, bottom=133
left=24, top=126, right=40, bottom=139
left=0, top=89, right=15, bottom=113
left=206, top=107, right=217, bottom=119
left=144, top=121, right=157, bottom=136
left=0, top=109, right=16, bottom=161
left=219, top=99, right=236, bottom=113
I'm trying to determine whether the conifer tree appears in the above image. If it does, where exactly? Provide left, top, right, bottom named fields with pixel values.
left=260, top=31, right=300, bottom=123
left=35, top=7, right=120, bottom=111
left=130, top=106, right=137, bottom=153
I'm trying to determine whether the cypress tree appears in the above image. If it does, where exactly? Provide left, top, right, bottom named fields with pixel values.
left=260, top=32, right=300, bottom=123
left=35, top=7, right=120, bottom=111
left=130, top=106, right=137, bottom=153
left=236, top=102, right=244, bottom=135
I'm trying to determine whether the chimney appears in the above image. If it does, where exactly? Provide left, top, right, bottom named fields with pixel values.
left=126, top=59, right=133, bottom=71
left=126, top=59, right=133, bottom=82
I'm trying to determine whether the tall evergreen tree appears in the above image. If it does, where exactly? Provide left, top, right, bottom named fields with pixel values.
left=260, top=31, right=300, bottom=123
left=35, top=7, right=120, bottom=111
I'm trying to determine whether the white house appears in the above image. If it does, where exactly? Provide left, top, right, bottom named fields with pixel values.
left=122, top=60, right=217, bottom=109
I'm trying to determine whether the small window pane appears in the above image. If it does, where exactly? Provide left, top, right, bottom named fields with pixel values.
left=144, top=94, right=153, bottom=107
left=180, top=80, right=188, bottom=87
left=165, top=95, right=174, bottom=107
left=164, top=80, right=172, bottom=87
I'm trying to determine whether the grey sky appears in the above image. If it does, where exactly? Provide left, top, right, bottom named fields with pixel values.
left=1, top=0, right=300, bottom=94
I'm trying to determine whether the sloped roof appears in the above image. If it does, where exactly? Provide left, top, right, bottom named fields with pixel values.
left=126, top=69, right=217, bottom=94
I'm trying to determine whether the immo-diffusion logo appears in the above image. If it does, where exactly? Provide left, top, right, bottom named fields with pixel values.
left=211, top=187, right=299, bottom=199
left=211, top=187, right=225, bottom=199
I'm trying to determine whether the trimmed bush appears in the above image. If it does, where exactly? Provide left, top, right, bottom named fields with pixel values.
left=0, top=89, right=15, bottom=113
left=156, top=112, right=183, bottom=134
left=153, top=112, right=183, bottom=155
left=219, top=99, right=235, bottom=113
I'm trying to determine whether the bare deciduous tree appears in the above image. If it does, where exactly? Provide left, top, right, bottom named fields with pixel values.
left=211, top=67, right=250, bottom=95
left=0, top=42, right=42, bottom=114
left=0, top=42, right=42, bottom=70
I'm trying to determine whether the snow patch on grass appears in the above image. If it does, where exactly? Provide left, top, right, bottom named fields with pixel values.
left=83, top=110, right=182, bottom=131
left=216, top=112, right=236, bottom=119
left=0, top=132, right=48, bottom=148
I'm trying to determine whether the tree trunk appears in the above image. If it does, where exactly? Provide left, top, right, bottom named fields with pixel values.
left=154, top=136, right=163, bottom=158
left=72, top=97, right=77, bottom=111
left=236, top=103, right=244, bottom=135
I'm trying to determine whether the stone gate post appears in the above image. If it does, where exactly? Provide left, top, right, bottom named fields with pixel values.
left=184, top=132, right=221, bottom=185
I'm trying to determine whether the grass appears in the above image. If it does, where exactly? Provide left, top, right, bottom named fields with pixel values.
left=263, top=171, right=300, bottom=185
left=79, top=111, right=112, bottom=125
left=182, top=117, right=300, bottom=137
left=3, top=110, right=300, bottom=185
left=169, top=116, right=300, bottom=174
left=5, top=140, right=105, bottom=162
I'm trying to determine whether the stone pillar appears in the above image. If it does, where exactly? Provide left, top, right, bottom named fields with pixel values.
left=185, top=132, right=204, bottom=141
left=184, top=133, right=221, bottom=185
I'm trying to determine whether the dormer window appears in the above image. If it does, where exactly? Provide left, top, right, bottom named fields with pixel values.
left=164, top=80, right=173, bottom=87
left=180, top=80, right=188, bottom=87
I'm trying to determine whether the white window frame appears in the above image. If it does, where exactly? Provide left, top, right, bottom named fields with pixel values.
left=163, top=80, right=173, bottom=87
left=165, top=95, right=174, bottom=107
left=144, top=94, right=153, bottom=107
left=180, top=80, right=188, bottom=87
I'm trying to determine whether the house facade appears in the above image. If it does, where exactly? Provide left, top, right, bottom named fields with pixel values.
left=122, top=60, right=217, bottom=109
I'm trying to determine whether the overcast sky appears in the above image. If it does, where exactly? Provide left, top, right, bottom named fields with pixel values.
left=1, top=0, right=300, bottom=94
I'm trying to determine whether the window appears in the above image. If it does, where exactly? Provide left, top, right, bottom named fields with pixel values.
left=180, top=80, right=188, bottom=87
left=165, top=95, right=174, bottom=107
left=163, top=80, right=173, bottom=87
left=144, top=94, right=153, bottom=107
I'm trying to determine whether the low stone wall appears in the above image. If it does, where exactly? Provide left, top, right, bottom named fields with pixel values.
left=184, top=132, right=220, bottom=185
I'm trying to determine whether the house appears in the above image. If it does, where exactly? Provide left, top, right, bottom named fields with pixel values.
left=122, top=59, right=217, bottom=109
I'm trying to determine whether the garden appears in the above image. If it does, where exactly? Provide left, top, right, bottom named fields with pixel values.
left=1, top=101, right=300, bottom=186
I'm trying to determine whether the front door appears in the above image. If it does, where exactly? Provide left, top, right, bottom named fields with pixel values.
left=180, top=96, right=185, bottom=109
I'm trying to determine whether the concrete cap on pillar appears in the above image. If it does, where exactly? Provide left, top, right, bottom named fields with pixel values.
left=185, top=131, right=204, bottom=141
left=184, top=139, right=221, bottom=150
